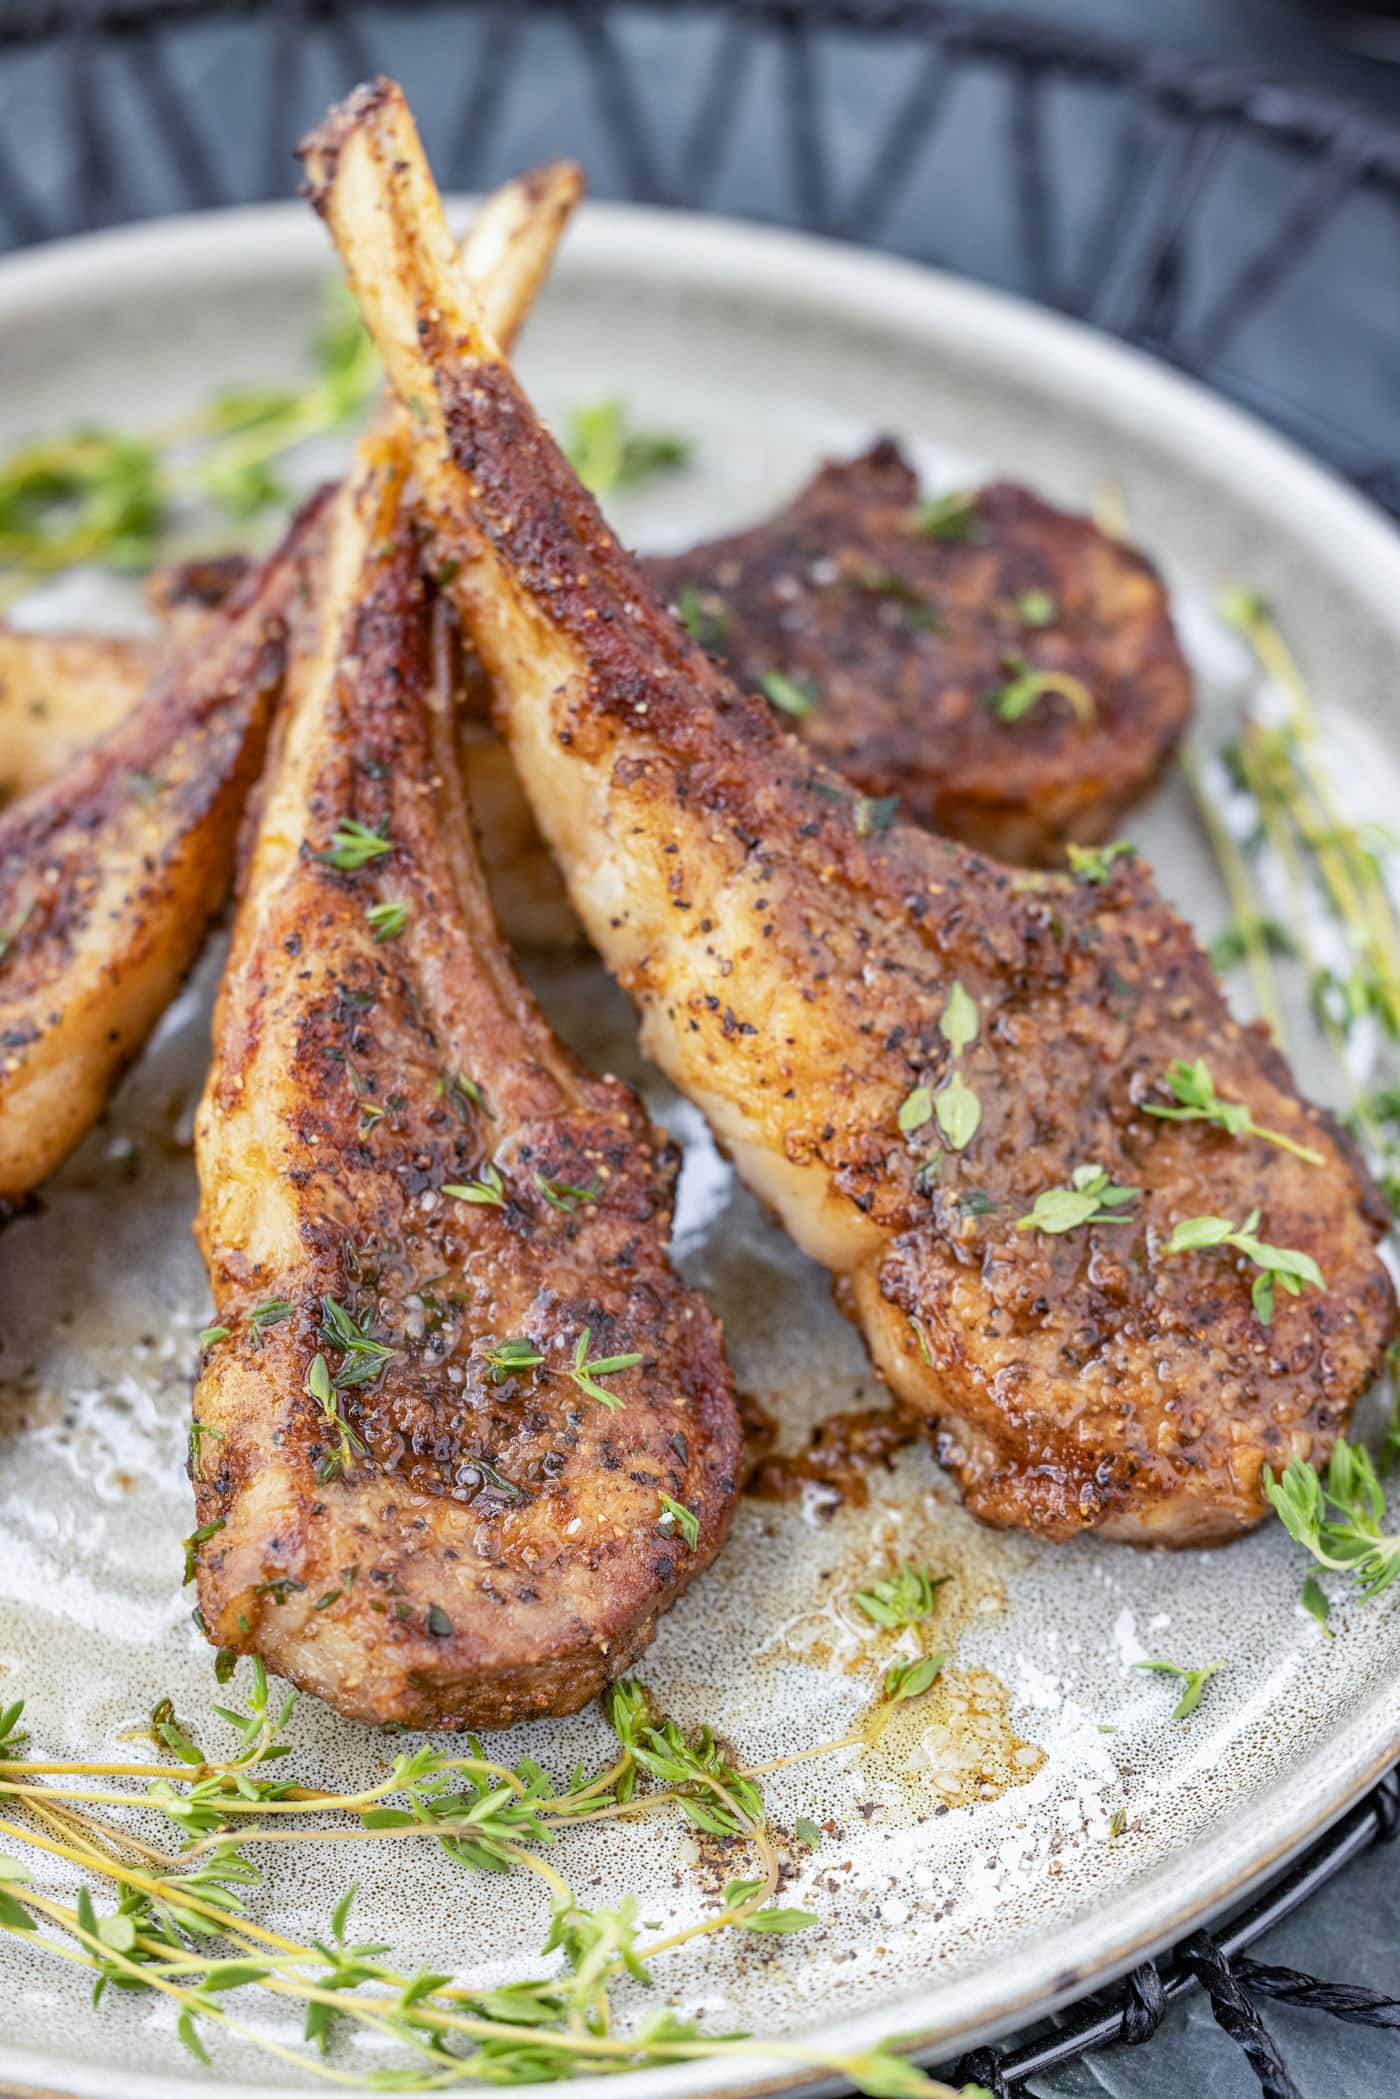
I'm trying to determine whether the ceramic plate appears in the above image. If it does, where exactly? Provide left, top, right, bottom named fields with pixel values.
left=1, top=200, right=1399, bottom=2099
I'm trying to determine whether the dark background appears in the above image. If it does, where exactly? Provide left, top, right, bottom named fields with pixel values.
left=1, top=3, right=1399, bottom=2095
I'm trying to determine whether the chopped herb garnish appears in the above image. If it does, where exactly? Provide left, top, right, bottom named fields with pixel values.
left=315, top=819, right=392, bottom=871
left=907, top=489, right=979, bottom=541
left=795, top=1816, right=823, bottom=1849
left=567, top=1329, right=643, bottom=1409
left=1017, top=1163, right=1138, bottom=1236
left=883, top=1653, right=946, bottom=1704
left=426, top=1604, right=453, bottom=1639
left=1165, top=1209, right=1323, bottom=1324
left=853, top=1564, right=948, bottom=1630
left=442, top=1163, right=506, bottom=1207
left=187, top=1418, right=223, bottom=1480
left=249, top=1298, right=294, bottom=1346
left=481, top=1338, right=545, bottom=1383
left=989, top=660, right=1094, bottom=726
left=181, top=1519, right=226, bottom=1586
left=1016, top=588, right=1058, bottom=627
left=365, top=899, right=409, bottom=943
left=197, top=1326, right=229, bottom=1350
left=1300, top=1573, right=1332, bottom=1635
left=535, top=1173, right=601, bottom=1213
left=1066, top=839, right=1136, bottom=885
left=1131, top=1657, right=1221, bottom=1720
left=761, top=669, right=819, bottom=719
left=437, top=1071, right=491, bottom=1121
left=319, top=1298, right=397, bottom=1389
left=674, top=584, right=727, bottom=649
left=1264, top=1437, right=1400, bottom=1601
left=657, top=1495, right=699, bottom=1552
left=853, top=793, right=900, bottom=837
left=306, top=1350, right=367, bottom=1483
left=934, top=1070, right=981, bottom=1152
left=1209, top=915, right=1297, bottom=973
left=1144, top=1057, right=1324, bottom=1166
left=896, top=1085, right=932, bottom=1135
left=564, top=398, right=692, bottom=497
left=939, top=980, right=978, bottom=1055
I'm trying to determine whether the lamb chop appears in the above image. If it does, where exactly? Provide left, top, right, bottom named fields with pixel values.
left=304, top=82, right=1395, bottom=1547
left=0, top=522, right=311, bottom=1217
left=0, top=168, right=584, bottom=1217
left=190, top=429, right=738, bottom=1727
left=647, top=439, right=1192, bottom=865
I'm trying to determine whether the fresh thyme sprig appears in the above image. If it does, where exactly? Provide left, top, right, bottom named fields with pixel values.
left=305, top=1353, right=366, bottom=1484
left=1264, top=1437, right=1400, bottom=1602
left=314, top=818, right=392, bottom=871
left=1165, top=1209, right=1324, bottom=1324
left=535, top=1173, right=601, bottom=1213
left=1131, top=1658, right=1222, bottom=1720
left=319, top=1297, right=397, bottom=1388
left=0, top=1667, right=963, bottom=2096
left=567, top=1329, right=643, bottom=1409
left=0, top=284, right=378, bottom=580
left=1143, top=1057, right=1323, bottom=1165
left=366, top=899, right=409, bottom=943
left=443, top=1162, right=506, bottom=1207
left=564, top=398, right=692, bottom=498
left=853, top=1565, right=948, bottom=1631
left=1017, top=1164, right=1138, bottom=1236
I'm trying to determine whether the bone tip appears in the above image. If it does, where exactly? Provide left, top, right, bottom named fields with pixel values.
left=297, top=74, right=404, bottom=207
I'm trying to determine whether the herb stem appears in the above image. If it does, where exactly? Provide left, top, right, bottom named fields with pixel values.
left=1180, top=735, right=1287, bottom=1044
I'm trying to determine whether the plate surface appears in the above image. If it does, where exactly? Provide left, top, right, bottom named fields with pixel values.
left=1, top=200, right=1399, bottom=2099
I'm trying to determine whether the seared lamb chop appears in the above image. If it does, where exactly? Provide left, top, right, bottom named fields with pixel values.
left=647, top=440, right=1192, bottom=864
left=0, top=166, right=585, bottom=1215
left=0, top=520, right=311, bottom=1216
left=190, top=434, right=738, bottom=1726
left=305, top=81, right=1395, bottom=1546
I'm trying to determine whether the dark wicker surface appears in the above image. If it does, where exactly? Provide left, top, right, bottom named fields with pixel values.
left=1, top=6, right=1398, bottom=2094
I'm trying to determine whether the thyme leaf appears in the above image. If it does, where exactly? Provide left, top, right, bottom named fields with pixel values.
left=1131, top=1657, right=1221, bottom=1720
left=1066, top=839, right=1136, bottom=886
left=761, top=669, right=819, bottom=719
left=1165, top=1209, right=1323, bottom=1324
left=1017, top=1163, right=1138, bottom=1236
left=1264, top=1437, right=1400, bottom=1601
left=315, top=819, right=392, bottom=871
left=1144, top=1057, right=1323, bottom=1165
left=853, top=1565, right=948, bottom=1630
left=565, top=398, right=692, bottom=496
left=567, top=1329, right=643, bottom=1409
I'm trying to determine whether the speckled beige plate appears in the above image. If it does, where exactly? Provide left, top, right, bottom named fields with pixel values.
left=1, top=202, right=1399, bottom=2099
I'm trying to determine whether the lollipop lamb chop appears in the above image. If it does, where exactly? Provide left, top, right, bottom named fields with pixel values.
left=304, top=81, right=1395, bottom=1548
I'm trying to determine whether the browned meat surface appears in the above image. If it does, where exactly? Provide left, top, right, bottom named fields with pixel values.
left=307, top=81, right=1396, bottom=1547
left=0, top=624, right=158, bottom=805
left=0, top=511, right=317, bottom=1215
left=646, top=441, right=1193, bottom=865
left=191, top=437, right=739, bottom=1728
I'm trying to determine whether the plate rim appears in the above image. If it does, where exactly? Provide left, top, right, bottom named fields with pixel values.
left=1, top=194, right=1399, bottom=2099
